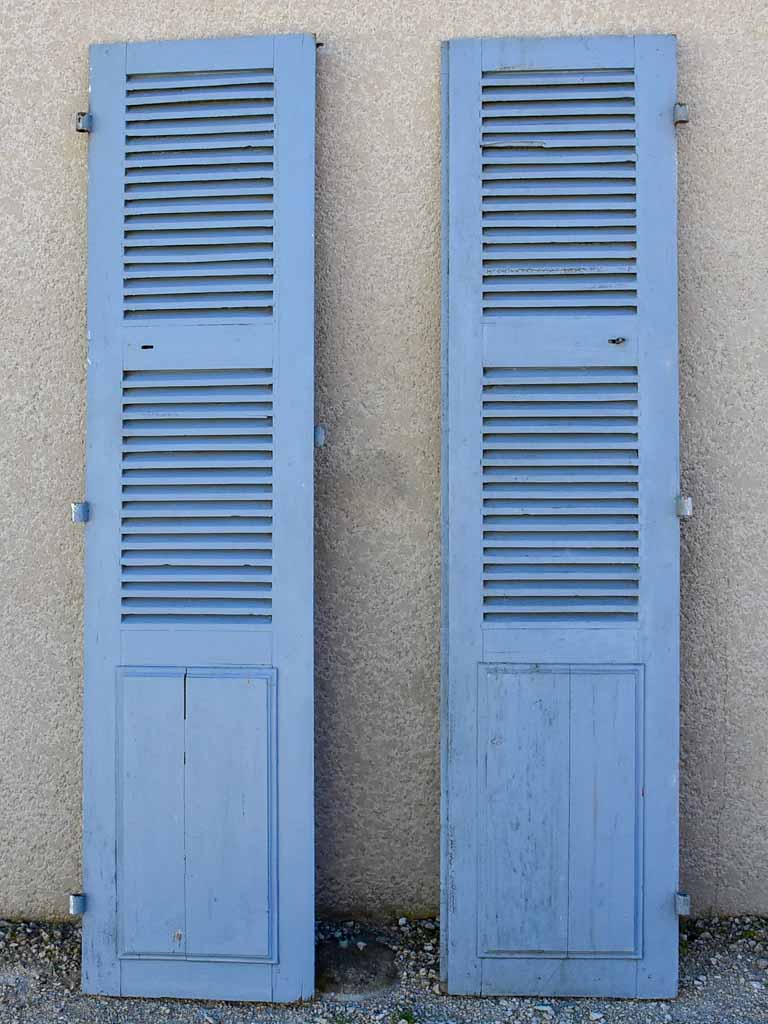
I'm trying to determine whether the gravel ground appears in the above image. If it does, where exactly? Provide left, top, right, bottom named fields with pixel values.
left=0, top=916, right=766, bottom=1023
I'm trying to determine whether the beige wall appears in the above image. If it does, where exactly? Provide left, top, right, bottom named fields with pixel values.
left=0, top=0, right=766, bottom=919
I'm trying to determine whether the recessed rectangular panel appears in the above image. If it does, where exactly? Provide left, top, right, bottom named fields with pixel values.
left=118, top=668, right=186, bottom=956
left=568, top=667, right=642, bottom=954
left=478, top=666, right=570, bottom=955
left=185, top=668, right=276, bottom=958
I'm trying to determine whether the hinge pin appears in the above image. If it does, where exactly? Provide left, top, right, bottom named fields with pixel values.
left=673, top=102, right=690, bottom=125
left=676, top=495, right=693, bottom=519
left=69, top=893, right=86, bottom=915
left=675, top=891, right=691, bottom=916
left=75, top=112, right=93, bottom=133
left=71, top=501, right=90, bottom=524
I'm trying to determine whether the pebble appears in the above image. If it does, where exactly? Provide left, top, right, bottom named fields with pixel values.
left=589, top=1014, right=604, bottom=1021
left=398, top=917, right=408, bottom=927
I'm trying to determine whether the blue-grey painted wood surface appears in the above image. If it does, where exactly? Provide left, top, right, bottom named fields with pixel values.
left=478, top=668, right=570, bottom=956
left=441, top=35, right=680, bottom=998
left=118, top=669, right=186, bottom=957
left=185, top=669, right=276, bottom=960
left=82, top=34, right=316, bottom=1001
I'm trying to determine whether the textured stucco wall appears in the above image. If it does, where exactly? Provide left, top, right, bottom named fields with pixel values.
left=0, top=0, right=766, bottom=920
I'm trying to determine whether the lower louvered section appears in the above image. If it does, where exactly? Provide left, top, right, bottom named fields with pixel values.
left=121, top=367, right=273, bottom=625
left=482, top=366, right=640, bottom=625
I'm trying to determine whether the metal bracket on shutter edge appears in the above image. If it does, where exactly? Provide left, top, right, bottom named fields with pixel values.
left=673, top=103, right=690, bottom=125
left=676, top=496, right=693, bottom=519
left=68, top=893, right=86, bottom=915
left=71, top=502, right=90, bottom=524
left=675, top=891, right=691, bottom=917
left=314, top=425, right=327, bottom=448
left=75, top=112, right=93, bottom=133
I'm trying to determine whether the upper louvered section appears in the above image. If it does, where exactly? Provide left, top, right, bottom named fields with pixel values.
left=481, top=67, right=638, bottom=317
left=123, top=68, right=275, bottom=321
left=121, top=367, right=273, bottom=626
left=482, top=366, right=640, bottom=625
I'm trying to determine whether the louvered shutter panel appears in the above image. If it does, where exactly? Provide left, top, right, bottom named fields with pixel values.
left=441, top=36, right=680, bottom=998
left=82, top=35, right=315, bottom=1001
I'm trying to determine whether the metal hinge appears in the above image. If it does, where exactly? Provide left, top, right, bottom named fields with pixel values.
left=673, top=102, right=690, bottom=126
left=71, top=501, right=90, bottom=524
left=675, top=891, right=691, bottom=917
left=69, top=893, right=86, bottom=915
left=676, top=495, right=693, bottom=519
left=75, top=111, right=93, bottom=133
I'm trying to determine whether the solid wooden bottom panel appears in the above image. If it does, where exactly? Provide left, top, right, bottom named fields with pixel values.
left=117, top=666, right=276, bottom=963
left=478, top=664, right=643, bottom=961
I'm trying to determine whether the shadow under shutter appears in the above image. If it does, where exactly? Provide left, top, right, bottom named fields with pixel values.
left=441, top=35, right=681, bottom=998
left=82, top=34, right=315, bottom=1001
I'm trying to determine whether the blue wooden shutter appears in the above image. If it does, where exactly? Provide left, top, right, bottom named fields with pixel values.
left=441, top=36, right=680, bottom=998
left=82, top=35, right=315, bottom=1001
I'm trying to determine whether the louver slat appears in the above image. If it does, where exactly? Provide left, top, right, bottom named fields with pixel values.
left=120, top=368, right=273, bottom=625
left=481, top=68, right=637, bottom=317
left=123, top=68, right=275, bottom=320
left=482, top=366, right=639, bottom=625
